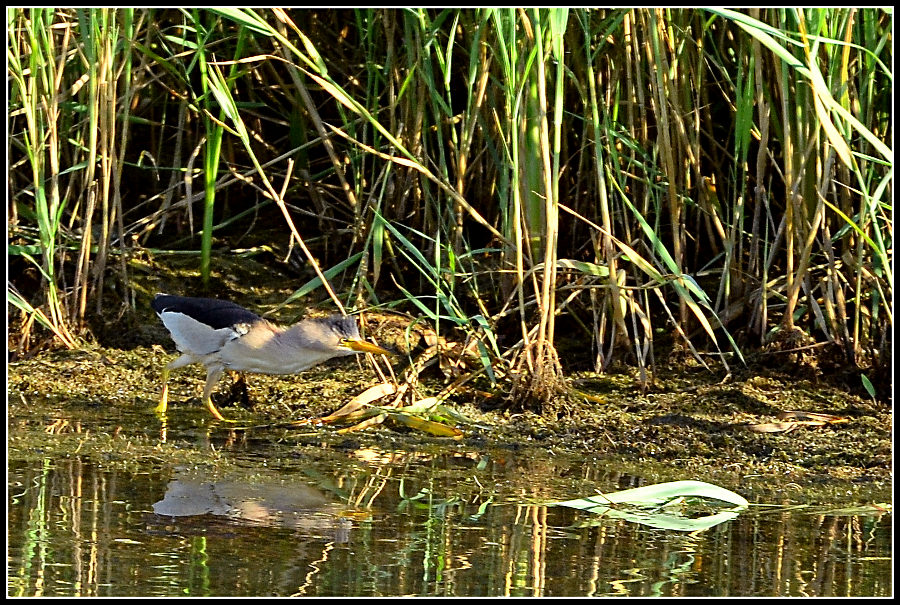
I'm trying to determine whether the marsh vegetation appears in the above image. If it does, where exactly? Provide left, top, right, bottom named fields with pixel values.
left=8, top=9, right=893, bottom=411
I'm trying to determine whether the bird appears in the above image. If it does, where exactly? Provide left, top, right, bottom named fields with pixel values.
left=151, top=293, right=390, bottom=421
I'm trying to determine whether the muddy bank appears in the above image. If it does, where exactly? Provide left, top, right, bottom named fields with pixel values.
left=7, top=342, right=891, bottom=507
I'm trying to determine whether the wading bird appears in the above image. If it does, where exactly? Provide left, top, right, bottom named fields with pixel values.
left=152, top=293, right=389, bottom=421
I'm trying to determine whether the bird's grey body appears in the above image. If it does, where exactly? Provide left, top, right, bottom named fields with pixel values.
left=151, top=293, right=388, bottom=420
left=152, top=294, right=362, bottom=374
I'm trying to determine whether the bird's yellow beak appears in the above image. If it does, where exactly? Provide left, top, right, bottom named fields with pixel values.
left=342, top=338, right=391, bottom=356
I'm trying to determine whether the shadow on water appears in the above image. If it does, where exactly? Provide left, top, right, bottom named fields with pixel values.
left=7, top=411, right=893, bottom=597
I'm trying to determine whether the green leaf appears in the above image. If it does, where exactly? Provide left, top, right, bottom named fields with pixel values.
left=554, top=480, right=748, bottom=531
left=860, top=374, right=877, bottom=400
left=556, top=480, right=749, bottom=509
left=282, top=252, right=364, bottom=306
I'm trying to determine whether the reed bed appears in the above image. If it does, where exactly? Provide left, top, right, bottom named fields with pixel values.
left=8, top=8, right=893, bottom=405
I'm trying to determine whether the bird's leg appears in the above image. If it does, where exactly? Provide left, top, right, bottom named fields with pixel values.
left=155, top=366, right=172, bottom=415
left=155, top=354, right=193, bottom=416
left=202, top=367, right=231, bottom=422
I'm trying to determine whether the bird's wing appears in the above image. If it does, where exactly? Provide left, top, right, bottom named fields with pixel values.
left=160, top=311, right=246, bottom=356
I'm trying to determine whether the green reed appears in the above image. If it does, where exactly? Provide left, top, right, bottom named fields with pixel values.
left=8, top=8, right=892, bottom=402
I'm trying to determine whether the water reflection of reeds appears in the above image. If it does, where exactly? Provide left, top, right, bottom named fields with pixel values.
left=8, top=452, right=892, bottom=597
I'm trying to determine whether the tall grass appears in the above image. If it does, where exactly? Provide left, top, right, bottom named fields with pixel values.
left=8, top=8, right=892, bottom=402
left=8, top=9, right=136, bottom=347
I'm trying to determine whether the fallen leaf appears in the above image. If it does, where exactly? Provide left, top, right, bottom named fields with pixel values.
left=777, top=410, right=849, bottom=424
left=320, top=382, right=397, bottom=422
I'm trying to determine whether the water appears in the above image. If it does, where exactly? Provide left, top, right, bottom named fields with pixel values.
left=7, top=426, right=892, bottom=597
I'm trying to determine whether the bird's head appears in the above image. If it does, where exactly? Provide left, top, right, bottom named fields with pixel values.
left=298, top=315, right=390, bottom=357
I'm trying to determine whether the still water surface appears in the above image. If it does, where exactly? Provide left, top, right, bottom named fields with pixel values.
left=8, top=421, right=892, bottom=597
